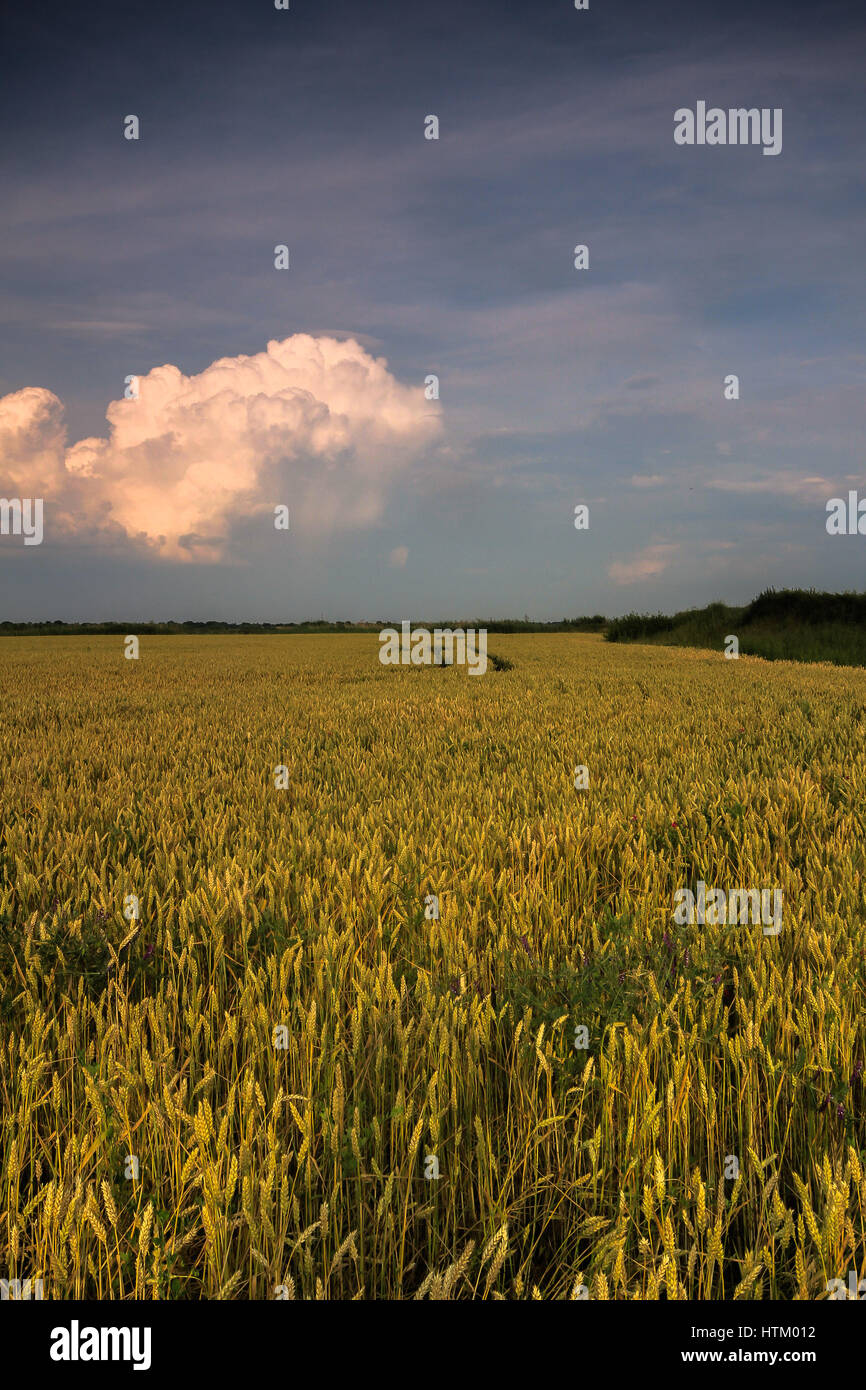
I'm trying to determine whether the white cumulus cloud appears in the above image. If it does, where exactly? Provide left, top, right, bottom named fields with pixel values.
left=0, top=335, right=441, bottom=562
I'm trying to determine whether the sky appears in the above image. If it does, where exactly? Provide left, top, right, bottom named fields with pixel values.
left=1, top=0, right=864, bottom=621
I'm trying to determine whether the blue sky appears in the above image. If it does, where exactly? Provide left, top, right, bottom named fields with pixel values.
left=1, top=0, right=864, bottom=620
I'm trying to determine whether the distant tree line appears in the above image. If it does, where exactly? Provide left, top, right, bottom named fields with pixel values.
left=0, top=616, right=609, bottom=636
left=605, top=589, right=866, bottom=643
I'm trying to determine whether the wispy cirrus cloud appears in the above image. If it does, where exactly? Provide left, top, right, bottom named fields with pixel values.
left=608, top=542, right=680, bottom=585
left=705, top=471, right=836, bottom=500
left=630, top=473, right=667, bottom=488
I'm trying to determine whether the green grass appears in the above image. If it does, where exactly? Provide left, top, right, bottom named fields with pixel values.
left=605, top=590, right=866, bottom=668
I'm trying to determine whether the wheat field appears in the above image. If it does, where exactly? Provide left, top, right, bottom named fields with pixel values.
left=1, top=633, right=864, bottom=1299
